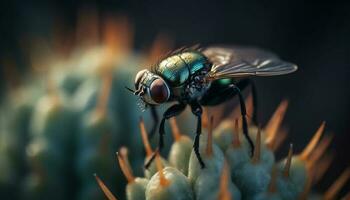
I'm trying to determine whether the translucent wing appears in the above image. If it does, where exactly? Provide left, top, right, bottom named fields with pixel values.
left=202, top=46, right=297, bottom=80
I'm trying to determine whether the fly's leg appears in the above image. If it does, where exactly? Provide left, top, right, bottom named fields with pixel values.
left=200, top=83, right=255, bottom=156
left=190, top=101, right=205, bottom=168
left=144, top=103, right=187, bottom=169
left=227, top=84, right=255, bottom=156
left=149, top=105, right=159, bottom=139
left=236, top=79, right=258, bottom=125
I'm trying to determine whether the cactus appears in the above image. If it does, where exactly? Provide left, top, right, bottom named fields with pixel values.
left=95, top=101, right=350, bottom=200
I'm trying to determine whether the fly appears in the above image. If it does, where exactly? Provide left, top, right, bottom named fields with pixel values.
left=126, top=45, right=298, bottom=168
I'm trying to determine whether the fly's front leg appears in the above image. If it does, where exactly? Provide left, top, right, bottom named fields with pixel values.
left=190, top=101, right=206, bottom=168
left=144, top=103, right=187, bottom=169
left=149, top=105, right=159, bottom=139
left=236, top=79, right=258, bottom=125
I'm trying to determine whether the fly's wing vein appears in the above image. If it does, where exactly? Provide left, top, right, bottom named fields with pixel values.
left=202, top=46, right=297, bottom=80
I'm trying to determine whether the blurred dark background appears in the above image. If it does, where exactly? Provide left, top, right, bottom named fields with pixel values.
left=1, top=0, right=349, bottom=196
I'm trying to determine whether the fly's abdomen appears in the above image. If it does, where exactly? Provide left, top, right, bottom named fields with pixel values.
left=200, top=78, right=236, bottom=106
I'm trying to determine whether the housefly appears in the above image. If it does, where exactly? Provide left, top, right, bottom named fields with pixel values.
left=126, top=45, right=297, bottom=168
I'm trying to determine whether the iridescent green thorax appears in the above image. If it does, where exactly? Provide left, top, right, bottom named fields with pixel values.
left=155, top=51, right=210, bottom=87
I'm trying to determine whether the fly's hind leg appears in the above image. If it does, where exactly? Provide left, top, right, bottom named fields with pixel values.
left=236, top=79, right=258, bottom=125
left=200, top=83, right=255, bottom=157
left=229, top=84, right=255, bottom=156
left=144, top=103, right=187, bottom=169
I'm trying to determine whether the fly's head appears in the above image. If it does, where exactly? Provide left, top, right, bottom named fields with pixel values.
left=127, top=69, right=170, bottom=109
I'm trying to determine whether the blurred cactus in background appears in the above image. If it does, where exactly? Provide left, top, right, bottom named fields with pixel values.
left=0, top=8, right=349, bottom=200
left=0, top=11, right=173, bottom=199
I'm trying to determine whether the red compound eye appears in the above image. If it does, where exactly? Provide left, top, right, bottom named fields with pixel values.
left=150, top=79, right=169, bottom=104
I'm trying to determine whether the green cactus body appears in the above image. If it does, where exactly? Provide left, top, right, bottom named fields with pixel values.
left=188, top=133, right=225, bottom=184
left=77, top=147, right=115, bottom=182
left=76, top=109, right=121, bottom=198
left=144, top=156, right=169, bottom=179
left=146, top=167, right=194, bottom=200
left=260, top=149, right=275, bottom=171
left=168, top=136, right=193, bottom=176
left=126, top=177, right=149, bottom=200
left=0, top=84, right=43, bottom=199
left=251, top=193, right=283, bottom=200
left=225, top=146, right=250, bottom=172
left=30, top=95, right=77, bottom=149
left=194, top=172, right=241, bottom=200
left=72, top=78, right=100, bottom=111
left=307, top=193, right=323, bottom=200
left=276, top=156, right=308, bottom=200
left=55, top=68, right=86, bottom=97
left=213, top=120, right=234, bottom=151
left=78, top=110, right=119, bottom=149
left=111, top=66, right=144, bottom=173
left=7, top=95, right=34, bottom=170
left=77, top=181, right=106, bottom=200
left=217, top=125, right=274, bottom=170
left=0, top=149, right=15, bottom=186
left=247, top=128, right=275, bottom=171
left=20, top=172, right=66, bottom=200
left=26, top=137, right=65, bottom=175
left=213, top=121, right=264, bottom=152
left=233, top=161, right=271, bottom=198
left=24, top=93, right=77, bottom=199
